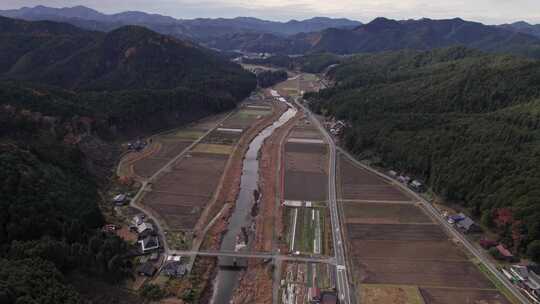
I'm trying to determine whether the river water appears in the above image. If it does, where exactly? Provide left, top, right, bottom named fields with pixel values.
left=210, top=103, right=297, bottom=304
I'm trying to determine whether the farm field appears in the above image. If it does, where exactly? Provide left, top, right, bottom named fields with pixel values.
left=220, top=107, right=271, bottom=129
left=339, top=153, right=509, bottom=303
left=343, top=202, right=432, bottom=224
left=125, top=113, right=231, bottom=180
left=280, top=262, right=335, bottom=304
left=283, top=207, right=331, bottom=255
left=191, top=143, right=232, bottom=155
left=419, top=287, right=511, bottom=304
left=274, top=73, right=322, bottom=97
left=289, top=127, right=324, bottom=140
left=202, top=130, right=241, bottom=145
left=283, top=142, right=328, bottom=202
left=141, top=152, right=229, bottom=230
left=133, top=140, right=193, bottom=178
left=129, top=102, right=275, bottom=236
left=360, top=284, right=423, bottom=304
left=339, top=156, right=413, bottom=202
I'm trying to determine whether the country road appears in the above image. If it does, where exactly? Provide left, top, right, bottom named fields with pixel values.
left=338, top=147, right=532, bottom=304
left=295, top=97, right=353, bottom=304
left=168, top=249, right=335, bottom=264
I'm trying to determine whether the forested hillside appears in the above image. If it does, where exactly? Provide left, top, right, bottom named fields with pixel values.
left=307, top=47, right=540, bottom=259
left=0, top=16, right=256, bottom=136
left=0, top=16, right=256, bottom=303
left=256, top=70, right=288, bottom=88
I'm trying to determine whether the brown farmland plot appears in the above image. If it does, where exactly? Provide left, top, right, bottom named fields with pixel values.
left=420, top=288, right=511, bottom=304
left=283, top=142, right=328, bottom=201
left=133, top=157, right=169, bottom=178
left=357, top=259, right=494, bottom=288
left=360, top=285, right=424, bottom=304
left=289, top=127, right=323, bottom=139
left=346, top=223, right=447, bottom=241
left=350, top=240, right=467, bottom=261
left=202, top=130, right=241, bottom=145
left=152, top=140, right=192, bottom=159
left=141, top=153, right=228, bottom=230
left=339, top=156, right=412, bottom=202
left=344, top=202, right=432, bottom=224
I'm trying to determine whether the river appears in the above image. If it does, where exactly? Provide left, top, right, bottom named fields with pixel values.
left=210, top=102, right=297, bottom=304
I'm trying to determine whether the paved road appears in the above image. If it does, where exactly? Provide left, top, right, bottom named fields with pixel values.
left=295, top=98, right=353, bottom=304
left=338, top=147, right=532, bottom=304
left=168, top=249, right=335, bottom=264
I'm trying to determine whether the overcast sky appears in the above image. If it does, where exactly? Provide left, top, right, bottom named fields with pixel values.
left=1, top=0, right=539, bottom=24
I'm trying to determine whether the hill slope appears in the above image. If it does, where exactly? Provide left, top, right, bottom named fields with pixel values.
left=0, top=16, right=255, bottom=93
left=307, top=47, right=540, bottom=259
left=0, top=16, right=257, bottom=302
left=0, top=16, right=256, bottom=135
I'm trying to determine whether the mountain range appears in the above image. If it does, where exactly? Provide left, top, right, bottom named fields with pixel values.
left=208, top=17, right=540, bottom=58
left=500, top=21, right=540, bottom=38
left=0, top=5, right=362, bottom=40
left=3, top=6, right=540, bottom=59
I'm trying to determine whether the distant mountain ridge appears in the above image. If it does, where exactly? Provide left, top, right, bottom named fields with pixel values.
left=207, top=17, right=540, bottom=58
left=0, top=5, right=362, bottom=39
left=500, top=21, right=540, bottom=38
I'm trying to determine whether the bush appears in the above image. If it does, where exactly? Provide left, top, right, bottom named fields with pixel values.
left=527, top=240, right=540, bottom=263
left=489, top=247, right=503, bottom=260
left=140, top=284, right=167, bottom=301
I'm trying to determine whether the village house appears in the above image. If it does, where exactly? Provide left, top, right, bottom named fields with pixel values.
left=162, top=256, right=186, bottom=278
left=136, top=262, right=157, bottom=277
left=496, top=244, right=515, bottom=262
left=456, top=216, right=480, bottom=233
left=112, top=194, right=128, bottom=206
left=137, top=222, right=155, bottom=238
left=138, top=235, right=159, bottom=253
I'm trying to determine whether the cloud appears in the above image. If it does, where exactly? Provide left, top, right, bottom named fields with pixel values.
left=0, top=0, right=539, bottom=24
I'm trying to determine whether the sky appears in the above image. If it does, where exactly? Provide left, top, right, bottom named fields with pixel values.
left=1, top=0, right=540, bottom=24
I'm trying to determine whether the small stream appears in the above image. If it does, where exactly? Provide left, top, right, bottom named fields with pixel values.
left=210, top=102, right=297, bottom=304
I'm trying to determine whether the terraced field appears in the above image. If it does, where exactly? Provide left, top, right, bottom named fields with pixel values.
left=338, top=154, right=510, bottom=304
